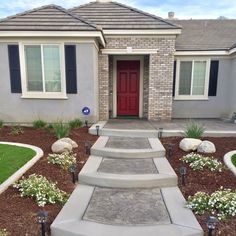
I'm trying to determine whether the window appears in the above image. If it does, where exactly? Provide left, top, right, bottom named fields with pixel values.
left=175, top=59, right=210, bottom=100
left=20, top=43, right=67, bottom=99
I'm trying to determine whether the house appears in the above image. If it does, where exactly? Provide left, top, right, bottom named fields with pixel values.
left=0, top=0, right=235, bottom=123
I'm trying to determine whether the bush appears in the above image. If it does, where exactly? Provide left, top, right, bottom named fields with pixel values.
left=10, top=126, right=24, bottom=135
left=231, top=154, right=236, bottom=167
left=180, top=153, right=224, bottom=172
left=69, top=118, right=83, bottom=129
left=184, top=121, right=205, bottom=139
left=0, top=229, right=9, bottom=236
left=187, top=187, right=236, bottom=220
left=52, top=122, right=70, bottom=139
left=33, top=119, right=47, bottom=129
left=47, top=152, right=76, bottom=170
left=0, top=120, right=3, bottom=128
left=13, top=174, right=68, bottom=207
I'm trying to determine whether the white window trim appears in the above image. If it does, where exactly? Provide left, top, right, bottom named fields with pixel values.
left=174, top=57, right=210, bottom=101
left=19, top=42, right=67, bottom=99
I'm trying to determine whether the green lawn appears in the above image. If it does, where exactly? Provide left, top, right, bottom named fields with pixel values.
left=232, top=154, right=236, bottom=167
left=0, top=144, right=36, bottom=184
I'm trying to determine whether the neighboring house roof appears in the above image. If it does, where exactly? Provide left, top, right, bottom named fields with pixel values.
left=69, top=1, right=181, bottom=30
left=172, top=19, right=236, bottom=51
left=0, top=4, right=99, bottom=31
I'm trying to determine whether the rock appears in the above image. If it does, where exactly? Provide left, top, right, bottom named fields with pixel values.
left=51, top=140, right=73, bottom=153
left=179, top=138, right=202, bottom=152
left=197, top=140, right=216, bottom=153
left=59, top=137, right=78, bottom=148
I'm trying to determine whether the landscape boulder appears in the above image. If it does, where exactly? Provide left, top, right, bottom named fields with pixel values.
left=179, top=138, right=202, bottom=152
left=197, top=140, right=216, bottom=153
left=51, top=140, right=73, bottom=154
left=59, top=137, right=78, bottom=148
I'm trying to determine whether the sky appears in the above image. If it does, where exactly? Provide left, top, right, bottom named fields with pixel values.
left=0, top=0, right=236, bottom=20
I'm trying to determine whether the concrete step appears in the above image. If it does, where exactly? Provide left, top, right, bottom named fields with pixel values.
left=51, top=185, right=203, bottom=236
left=91, top=136, right=165, bottom=158
left=79, top=156, right=177, bottom=188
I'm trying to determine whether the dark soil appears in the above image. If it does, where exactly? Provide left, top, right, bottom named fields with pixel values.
left=161, top=137, right=236, bottom=236
left=0, top=126, right=97, bottom=236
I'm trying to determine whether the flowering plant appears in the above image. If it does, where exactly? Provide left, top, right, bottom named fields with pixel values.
left=180, top=153, right=224, bottom=172
left=13, top=174, right=68, bottom=207
left=47, top=152, right=76, bottom=170
left=186, top=187, right=236, bottom=220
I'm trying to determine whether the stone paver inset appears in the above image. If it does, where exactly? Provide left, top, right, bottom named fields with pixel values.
left=83, top=187, right=170, bottom=225
left=105, top=137, right=150, bottom=149
left=98, top=158, right=158, bottom=174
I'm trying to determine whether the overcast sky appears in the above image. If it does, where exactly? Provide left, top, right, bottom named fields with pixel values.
left=0, top=0, right=235, bottom=20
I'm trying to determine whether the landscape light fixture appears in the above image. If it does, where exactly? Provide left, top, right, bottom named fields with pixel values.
left=37, top=210, right=48, bottom=236
left=85, top=120, right=88, bottom=127
left=96, top=125, right=100, bottom=136
left=179, top=166, right=187, bottom=186
left=68, top=163, right=77, bottom=184
left=207, top=216, right=218, bottom=236
left=85, top=142, right=91, bottom=155
left=167, top=143, right=174, bottom=159
left=158, top=127, right=163, bottom=139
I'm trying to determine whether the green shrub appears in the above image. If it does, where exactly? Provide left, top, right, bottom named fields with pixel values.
left=0, top=229, right=10, bottom=236
left=47, top=152, right=76, bottom=170
left=231, top=154, right=236, bottom=167
left=33, top=119, right=47, bottom=129
left=180, top=153, right=224, bottom=172
left=13, top=174, right=68, bottom=207
left=0, top=120, right=3, bottom=128
left=69, top=118, right=83, bottom=129
left=52, top=122, right=70, bottom=139
left=10, top=126, right=24, bottom=135
left=187, top=187, right=236, bottom=220
left=184, top=121, right=205, bottom=139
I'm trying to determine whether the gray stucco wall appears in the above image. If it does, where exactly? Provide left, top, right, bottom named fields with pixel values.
left=229, top=58, right=236, bottom=117
left=172, top=58, right=232, bottom=118
left=0, top=42, right=98, bottom=123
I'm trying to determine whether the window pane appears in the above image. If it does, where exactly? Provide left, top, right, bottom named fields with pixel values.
left=43, top=45, right=61, bottom=92
left=179, top=61, right=192, bottom=95
left=192, top=61, right=206, bottom=95
left=25, top=45, right=43, bottom=91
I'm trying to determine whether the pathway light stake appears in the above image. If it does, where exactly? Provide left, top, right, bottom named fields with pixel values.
left=158, top=128, right=163, bottom=139
left=69, top=163, right=77, bottom=184
left=85, top=142, right=91, bottom=155
left=179, top=166, right=187, bottom=186
left=37, top=210, right=48, bottom=236
left=207, top=216, right=218, bottom=236
left=167, top=143, right=174, bottom=159
left=96, top=125, right=100, bottom=136
left=85, top=120, right=88, bottom=127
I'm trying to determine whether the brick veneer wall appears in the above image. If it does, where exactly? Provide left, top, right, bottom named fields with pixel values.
left=98, top=36, right=176, bottom=121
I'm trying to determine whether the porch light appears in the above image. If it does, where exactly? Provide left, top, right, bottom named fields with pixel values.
left=179, top=166, right=187, bottom=186
left=167, top=143, right=174, bottom=159
left=96, top=125, right=100, bottom=136
left=68, top=163, right=77, bottom=184
left=37, top=210, right=48, bottom=236
left=158, top=128, right=163, bottom=138
left=85, top=142, right=91, bottom=155
left=207, top=216, right=218, bottom=236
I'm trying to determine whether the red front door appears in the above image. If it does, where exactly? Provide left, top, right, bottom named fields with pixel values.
left=117, top=60, right=140, bottom=116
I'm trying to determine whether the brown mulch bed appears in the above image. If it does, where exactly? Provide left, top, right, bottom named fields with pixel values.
left=0, top=126, right=97, bottom=236
left=161, top=137, right=236, bottom=236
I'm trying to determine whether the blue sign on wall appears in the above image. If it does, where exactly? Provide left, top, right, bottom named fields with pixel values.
left=82, top=107, right=91, bottom=116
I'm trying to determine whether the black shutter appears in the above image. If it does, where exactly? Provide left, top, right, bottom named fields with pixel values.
left=65, top=45, right=77, bottom=94
left=173, top=60, right=176, bottom=96
left=208, top=60, right=219, bottom=96
left=8, top=45, right=22, bottom=93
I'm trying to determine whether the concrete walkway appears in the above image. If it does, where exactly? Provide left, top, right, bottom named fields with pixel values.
left=51, top=125, right=203, bottom=236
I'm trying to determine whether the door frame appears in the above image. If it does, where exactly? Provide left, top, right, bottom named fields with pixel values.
left=113, top=56, right=144, bottom=118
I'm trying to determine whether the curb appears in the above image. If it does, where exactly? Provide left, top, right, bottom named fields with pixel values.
left=0, top=142, right=44, bottom=194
